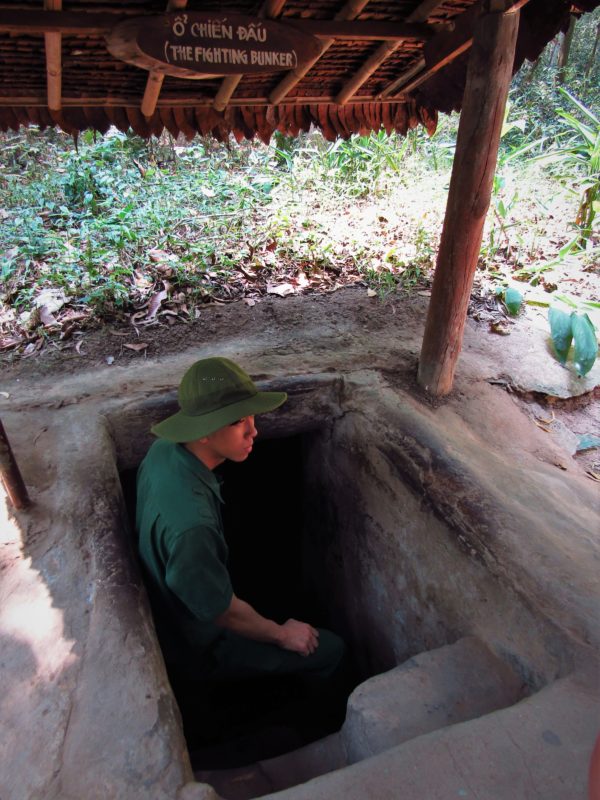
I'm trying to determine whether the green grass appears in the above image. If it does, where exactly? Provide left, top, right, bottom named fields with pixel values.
left=0, top=53, right=598, bottom=351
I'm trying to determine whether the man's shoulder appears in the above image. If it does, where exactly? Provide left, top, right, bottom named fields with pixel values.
left=140, top=440, right=194, bottom=484
left=137, top=439, right=219, bottom=529
left=141, top=438, right=177, bottom=470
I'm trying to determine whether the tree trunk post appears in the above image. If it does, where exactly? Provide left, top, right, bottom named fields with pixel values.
left=417, top=1, right=520, bottom=396
left=557, top=14, right=576, bottom=84
left=0, top=419, right=31, bottom=510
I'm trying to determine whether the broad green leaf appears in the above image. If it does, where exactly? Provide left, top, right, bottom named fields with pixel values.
left=571, top=313, right=598, bottom=377
left=504, top=287, right=523, bottom=316
left=558, top=87, right=599, bottom=128
left=548, top=307, right=573, bottom=364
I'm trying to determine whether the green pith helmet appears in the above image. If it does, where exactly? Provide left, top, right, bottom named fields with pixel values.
left=151, top=357, right=287, bottom=442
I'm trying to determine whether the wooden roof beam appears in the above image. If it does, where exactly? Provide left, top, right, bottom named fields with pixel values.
left=0, top=94, right=408, bottom=108
left=379, top=0, right=530, bottom=100
left=334, top=1, right=447, bottom=106
left=141, top=0, right=188, bottom=119
left=336, top=41, right=401, bottom=105
left=44, top=0, right=62, bottom=112
left=0, top=12, right=434, bottom=39
left=269, top=0, right=371, bottom=106
left=406, top=0, right=449, bottom=24
left=213, top=0, right=287, bottom=113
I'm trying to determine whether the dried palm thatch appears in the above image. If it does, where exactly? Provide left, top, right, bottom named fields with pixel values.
left=0, top=0, right=597, bottom=141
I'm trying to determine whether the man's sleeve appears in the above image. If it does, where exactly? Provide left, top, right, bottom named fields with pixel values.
left=164, top=524, right=233, bottom=622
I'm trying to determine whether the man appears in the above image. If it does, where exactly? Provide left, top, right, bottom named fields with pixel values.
left=136, top=356, right=346, bottom=693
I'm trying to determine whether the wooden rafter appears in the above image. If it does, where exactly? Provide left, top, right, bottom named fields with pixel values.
left=0, top=94, right=409, bottom=108
left=44, top=0, right=62, bottom=112
left=377, top=2, right=446, bottom=99
left=380, top=0, right=532, bottom=99
left=214, top=0, right=288, bottom=113
left=378, top=58, right=426, bottom=100
left=0, top=12, right=433, bottom=40
left=325, top=0, right=447, bottom=106
left=141, top=0, right=188, bottom=118
left=406, top=0, right=449, bottom=24
left=336, top=41, right=401, bottom=105
left=269, top=0, right=371, bottom=106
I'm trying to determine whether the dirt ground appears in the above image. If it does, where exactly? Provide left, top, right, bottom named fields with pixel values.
left=1, top=285, right=598, bottom=483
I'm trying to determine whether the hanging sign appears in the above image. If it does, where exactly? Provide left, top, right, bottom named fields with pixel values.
left=106, top=13, right=322, bottom=79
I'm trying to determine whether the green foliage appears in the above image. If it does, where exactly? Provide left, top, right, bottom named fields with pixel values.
left=548, top=307, right=573, bottom=363
left=0, top=129, right=278, bottom=315
left=548, top=307, right=598, bottom=375
left=571, top=313, right=598, bottom=376
left=1, top=17, right=599, bottom=342
left=532, top=89, right=599, bottom=244
left=503, top=286, right=524, bottom=316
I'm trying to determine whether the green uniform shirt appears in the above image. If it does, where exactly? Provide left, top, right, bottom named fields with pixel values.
left=136, top=439, right=233, bottom=664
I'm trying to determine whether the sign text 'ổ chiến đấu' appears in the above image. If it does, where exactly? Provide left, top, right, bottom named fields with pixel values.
left=106, top=12, right=323, bottom=79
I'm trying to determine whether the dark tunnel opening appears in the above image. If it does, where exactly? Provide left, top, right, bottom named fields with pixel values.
left=120, top=432, right=359, bottom=769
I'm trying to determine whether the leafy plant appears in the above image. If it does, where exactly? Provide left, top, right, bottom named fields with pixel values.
left=495, top=285, right=523, bottom=315
left=548, top=307, right=598, bottom=376
left=533, top=88, right=599, bottom=244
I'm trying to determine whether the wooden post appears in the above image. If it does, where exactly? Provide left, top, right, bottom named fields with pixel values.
left=0, top=419, right=30, bottom=510
left=417, top=1, right=520, bottom=396
left=44, top=0, right=62, bottom=111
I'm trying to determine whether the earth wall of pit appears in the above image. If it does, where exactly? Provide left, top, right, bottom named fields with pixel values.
left=0, top=368, right=598, bottom=800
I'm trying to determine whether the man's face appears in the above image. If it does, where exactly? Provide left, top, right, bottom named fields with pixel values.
left=202, top=416, right=258, bottom=465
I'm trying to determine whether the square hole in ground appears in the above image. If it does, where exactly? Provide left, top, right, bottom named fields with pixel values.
left=120, top=430, right=366, bottom=770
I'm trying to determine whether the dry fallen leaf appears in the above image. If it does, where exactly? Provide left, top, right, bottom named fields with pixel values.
left=22, top=341, right=39, bottom=357
left=534, top=421, right=552, bottom=433
left=39, top=306, right=58, bottom=327
left=267, top=283, right=295, bottom=297
left=148, top=248, right=176, bottom=263
left=34, top=288, right=66, bottom=315
left=133, top=270, right=152, bottom=290
left=244, top=298, right=256, bottom=306
left=490, top=320, right=511, bottom=336
left=295, top=272, right=310, bottom=288
left=75, top=340, right=85, bottom=355
left=0, top=336, right=23, bottom=351
left=124, top=342, right=149, bottom=352
left=535, top=411, right=556, bottom=426
left=367, top=289, right=377, bottom=298
left=146, top=288, right=168, bottom=320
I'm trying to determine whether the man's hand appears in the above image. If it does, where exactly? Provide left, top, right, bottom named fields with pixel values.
left=216, top=596, right=319, bottom=655
left=278, top=619, right=320, bottom=656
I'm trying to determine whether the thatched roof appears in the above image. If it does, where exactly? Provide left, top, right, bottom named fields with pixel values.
left=0, top=0, right=597, bottom=142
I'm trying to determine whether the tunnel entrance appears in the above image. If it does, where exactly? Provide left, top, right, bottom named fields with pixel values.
left=120, top=431, right=362, bottom=770
left=112, top=371, right=587, bottom=796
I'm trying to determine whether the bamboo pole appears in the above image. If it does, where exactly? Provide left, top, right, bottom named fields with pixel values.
left=336, top=40, right=401, bottom=106
left=213, top=0, right=288, bottom=112
left=417, top=2, right=520, bottom=396
left=376, top=1, right=444, bottom=99
left=0, top=420, right=30, bottom=510
left=44, top=0, right=62, bottom=111
left=269, top=0, right=370, bottom=106
left=141, top=0, right=188, bottom=119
